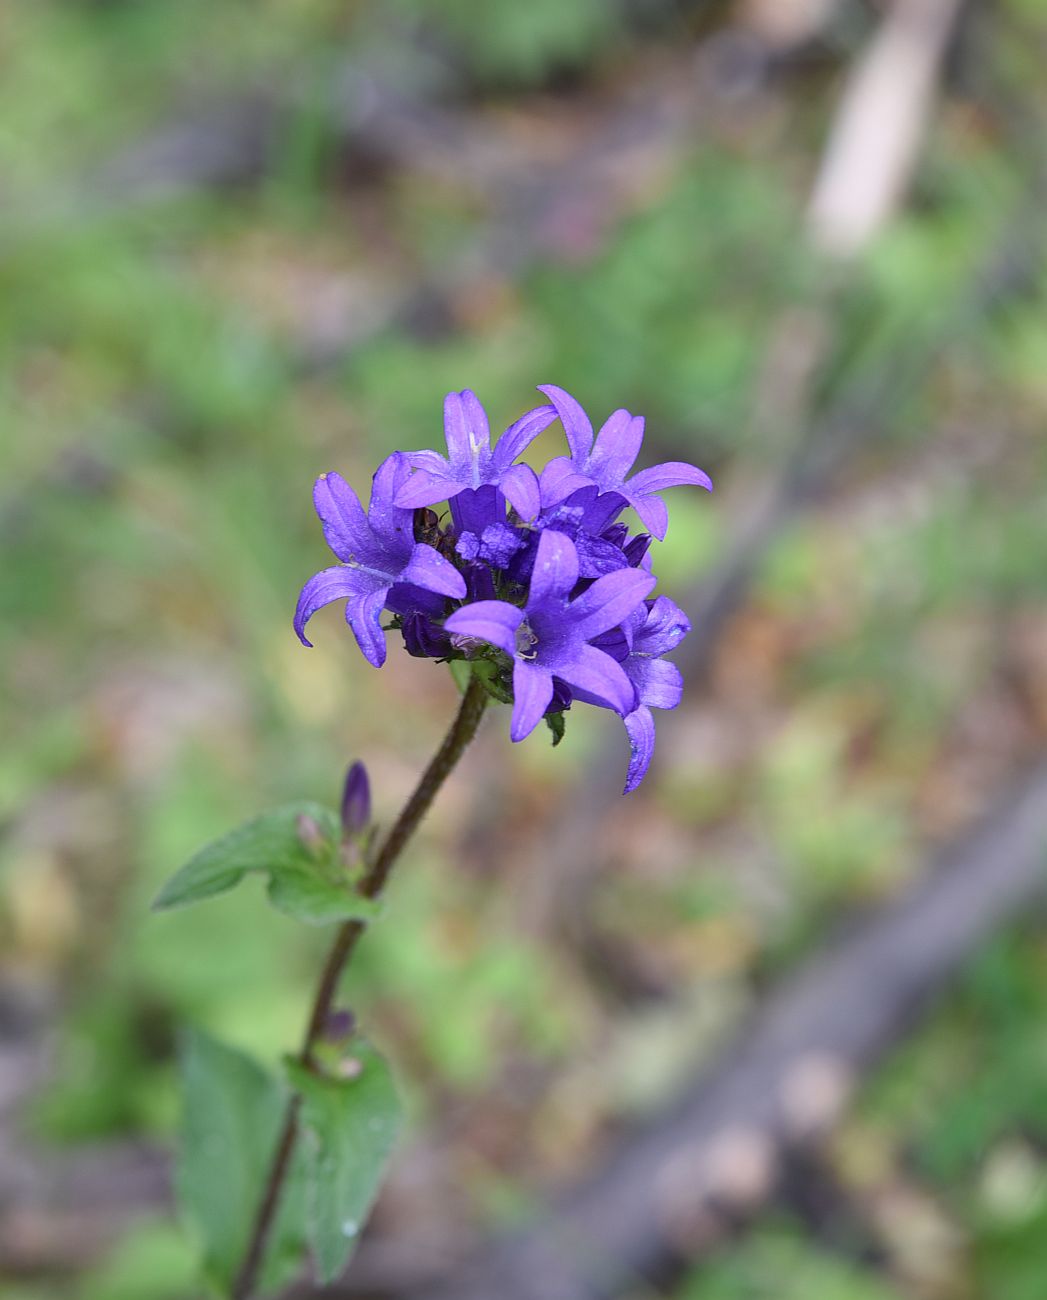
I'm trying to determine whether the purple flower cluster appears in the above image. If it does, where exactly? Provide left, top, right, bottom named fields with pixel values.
left=294, top=386, right=711, bottom=792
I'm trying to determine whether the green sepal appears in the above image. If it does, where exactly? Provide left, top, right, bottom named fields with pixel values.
left=178, top=1030, right=306, bottom=1294
left=285, top=1043, right=403, bottom=1282
left=470, top=657, right=514, bottom=704
left=545, top=710, right=567, bottom=746
left=449, top=659, right=473, bottom=694
left=152, top=802, right=381, bottom=926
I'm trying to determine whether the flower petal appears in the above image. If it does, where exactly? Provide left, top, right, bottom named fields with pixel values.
left=442, top=390, right=473, bottom=464
left=500, top=463, right=541, bottom=521
left=346, top=587, right=390, bottom=668
left=461, top=389, right=491, bottom=455
left=528, top=528, right=580, bottom=607
left=568, top=568, right=656, bottom=641
left=492, top=403, right=557, bottom=469
left=555, top=642, right=636, bottom=716
left=445, top=600, right=523, bottom=657
left=589, top=410, right=644, bottom=485
left=367, top=453, right=414, bottom=556
left=394, top=468, right=463, bottom=509
left=294, top=565, right=373, bottom=647
left=628, top=656, right=683, bottom=711
left=443, top=389, right=491, bottom=471
left=401, top=542, right=467, bottom=599
left=404, top=449, right=451, bottom=475
left=313, top=472, right=370, bottom=563
left=450, top=484, right=502, bottom=535
left=622, top=705, right=655, bottom=794
left=384, top=582, right=446, bottom=618
left=628, top=460, right=713, bottom=495
left=538, top=384, right=594, bottom=465
left=539, top=457, right=595, bottom=508
left=629, top=492, right=669, bottom=540
left=575, top=533, right=628, bottom=578
left=510, top=660, right=554, bottom=742
left=634, top=595, right=691, bottom=656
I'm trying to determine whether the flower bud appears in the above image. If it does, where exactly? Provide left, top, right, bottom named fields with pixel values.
left=296, top=813, right=326, bottom=852
left=325, top=1008, right=357, bottom=1041
left=401, top=612, right=453, bottom=659
left=340, top=761, right=371, bottom=836
left=624, top=532, right=652, bottom=567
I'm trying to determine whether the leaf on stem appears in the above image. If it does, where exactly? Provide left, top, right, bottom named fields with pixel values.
left=178, top=1030, right=306, bottom=1294
left=286, top=1044, right=403, bottom=1283
left=152, top=802, right=381, bottom=926
left=545, top=710, right=567, bottom=746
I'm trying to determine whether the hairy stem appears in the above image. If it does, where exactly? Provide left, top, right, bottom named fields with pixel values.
left=231, top=675, right=488, bottom=1300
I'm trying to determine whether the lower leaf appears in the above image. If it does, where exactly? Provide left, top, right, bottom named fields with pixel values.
left=286, top=1043, right=403, bottom=1284
left=178, top=1030, right=306, bottom=1295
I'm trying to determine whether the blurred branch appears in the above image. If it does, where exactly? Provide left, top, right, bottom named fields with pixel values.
left=807, top=0, right=967, bottom=256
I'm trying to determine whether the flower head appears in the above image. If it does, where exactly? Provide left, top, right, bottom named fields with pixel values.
left=294, top=386, right=711, bottom=790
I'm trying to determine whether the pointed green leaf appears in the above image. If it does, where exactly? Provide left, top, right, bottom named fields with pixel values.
left=286, top=1044, right=403, bottom=1283
left=545, top=709, right=567, bottom=746
left=178, top=1030, right=306, bottom=1295
left=152, top=802, right=380, bottom=926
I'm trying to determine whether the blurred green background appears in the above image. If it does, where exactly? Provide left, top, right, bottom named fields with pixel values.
left=3, top=1, right=1047, bottom=1297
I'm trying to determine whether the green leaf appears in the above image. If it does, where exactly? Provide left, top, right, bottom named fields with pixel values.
left=286, top=1043, right=403, bottom=1283
left=178, top=1030, right=305, bottom=1295
left=152, top=802, right=380, bottom=926
left=545, top=710, right=567, bottom=746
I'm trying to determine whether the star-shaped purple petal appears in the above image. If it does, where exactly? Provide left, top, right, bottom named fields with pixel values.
left=394, top=389, right=555, bottom=520
left=294, top=452, right=466, bottom=666
left=537, top=384, right=712, bottom=539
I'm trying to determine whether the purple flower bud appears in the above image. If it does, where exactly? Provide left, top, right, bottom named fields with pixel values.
left=464, top=563, right=497, bottom=603
left=340, top=761, right=371, bottom=835
left=545, top=679, right=573, bottom=715
left=401, top=611, right=453, bottom=659
left=325, top=1008, right=357, bottom=1041
left=624, top=532, right=652, bottom=567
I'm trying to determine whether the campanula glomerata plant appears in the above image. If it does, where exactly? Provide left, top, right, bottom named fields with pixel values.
left=156, top=385, right=711, bottom=1298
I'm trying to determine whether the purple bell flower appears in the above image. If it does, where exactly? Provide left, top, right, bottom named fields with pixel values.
left=393, top=390, right=553, bottom=522
left=536, top=385, right=712, bottom=540
left=444, top=529, right=654, bottom=742
left=618, top=596, right=691, bottom=793
left=294, top=452, right=466, bottom=666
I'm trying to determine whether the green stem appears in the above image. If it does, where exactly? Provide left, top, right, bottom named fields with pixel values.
left=231, top=675, right=488, bottom=1300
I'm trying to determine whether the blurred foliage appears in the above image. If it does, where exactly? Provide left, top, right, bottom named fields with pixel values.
left=2, top=0, right=1047, bottom=1297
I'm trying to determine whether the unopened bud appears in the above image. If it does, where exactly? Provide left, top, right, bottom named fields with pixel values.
left=325, top=1009, right=357, bottom=1042
left=340, top=761, right=371, bottom=836
left=296, top=813, right=325, bottom=852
